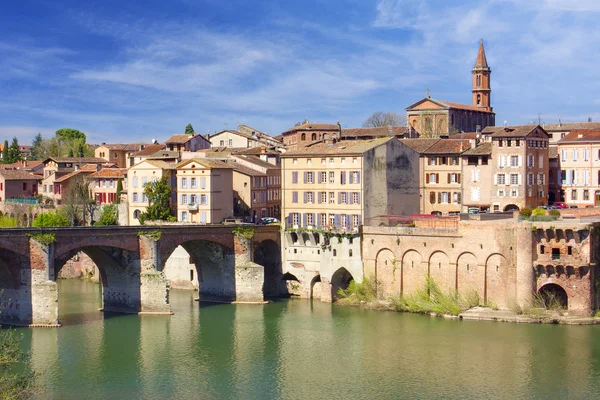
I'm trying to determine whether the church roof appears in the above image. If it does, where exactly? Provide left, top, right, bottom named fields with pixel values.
left=474, top=39, right=489, bottom=69
left=405, top=97, right=494, bottom=113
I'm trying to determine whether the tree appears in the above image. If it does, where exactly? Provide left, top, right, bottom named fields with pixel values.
left=362, top=112, right=407, bottom=128
left=62, top=175, right=95, bottom=226
left=115, top=179, right=123, bottom=204
left=185, top=123, right=194, bottom=135
left=55, top=128, right=86, bottom=143
left=94, top=204, right=117, bottom=226
left=7, top=137, right=22, bottom=164
left=138, top=177, right=174, bottom=224
left=32, top=211, right=70, bottom=227
left=30, top=133, right=43, bottom=160
left=0, top=308, right=34, bottom=398
left=1, top=140, right=8, bottom=164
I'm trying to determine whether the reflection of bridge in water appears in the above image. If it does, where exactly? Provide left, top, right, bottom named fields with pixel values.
left=0, top=225, right=281, bottom=326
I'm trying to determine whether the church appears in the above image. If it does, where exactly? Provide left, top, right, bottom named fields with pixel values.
left=405, top=40, right=495, bottom=137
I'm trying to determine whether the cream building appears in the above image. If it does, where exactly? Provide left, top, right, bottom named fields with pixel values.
left=281, top=138, right=420, bottom=230
left=127, top=159, right=176, bottom=225
left=461, top=142, right=493, bottom=212
left=557, top=130, right=600, bottom=207
left=175, top=159, right=233, bottom=224
left=95, top=144, right=145, bottom=168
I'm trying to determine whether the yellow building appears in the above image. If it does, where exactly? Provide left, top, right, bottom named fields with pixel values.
left=174, top=159, right=233, bottom=224
left=557, top=130, right=600, bottom=207
left=127, top=159, right=176, bottom=225
left=281, top=138, right=420, bottom=230
left=95, top=144, right=145, bottom=168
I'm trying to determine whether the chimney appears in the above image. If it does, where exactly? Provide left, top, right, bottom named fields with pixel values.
left=23, top=159, right=28, bottom=168
left=589, top=117, right=593, bottom=123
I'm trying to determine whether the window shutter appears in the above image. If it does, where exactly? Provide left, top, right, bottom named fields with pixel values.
left=518, top=174, right=522, bottom=185
left=447, top=173, right=451, bottom=184
left=426, top=174, right=430, bottom=184
left=303, top=213, right=307, bottom=227
left=338, top=192, right=341, bottom=204
left=357, top=193, right=361, bottom=204
left=457, top=173, right=461, bottom=184
left=437, top=192, right=442, bottom=203
left=349, top=173, right=353, bottom=184
left=317, top=172, right=321, bottom=184
left=356, top=172, right=360, bottom=184
left=518, top=155, right=522, bottom=167
left=347, top=192, right=350, bottom=204
left=436, top=173, right=439, bottom=183
left=334, top=214, right=340, bottom=228
left=457, top=192, right=462, bottom=204
left=287, top=214, right=292, bottom=225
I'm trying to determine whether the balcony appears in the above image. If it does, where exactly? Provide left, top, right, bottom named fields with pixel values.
left=187, top=203, right=198, bottom=211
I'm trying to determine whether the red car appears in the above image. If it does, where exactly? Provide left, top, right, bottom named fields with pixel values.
left=553, top=202, right=568, bottom=209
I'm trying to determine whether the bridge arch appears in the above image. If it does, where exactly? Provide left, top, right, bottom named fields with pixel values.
left=401, top=249, right=424, bottom=295
left=538, top=283, right=568, bottom=309
left=375, top=248, right=397, bottom=299
left=0, top=248, right=31, bottom=324
left=254, top=239, right=283, bottom=298
left=456, top=252, right=482, bottom=299
left=330, top=267, right=354, bottom=301
left=428, top=250, right=452, bottom=293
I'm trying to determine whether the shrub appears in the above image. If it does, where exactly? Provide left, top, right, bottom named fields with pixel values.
left=94, top=205, right=117, bottom=226
left=549, top=209, right=561, bottom=217
left=337, top=276, right=377, bottom=304
left=0, top=216, right=18, bottom=228
left=532, top=208, right=546, bottom=216
left=519, top=207, right=532, bottom=217
left=32, top=211, right=70, bottom=227
left=530, top=215, right=556, bottom=222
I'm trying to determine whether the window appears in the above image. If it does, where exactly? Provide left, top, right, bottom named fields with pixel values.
left=133, top=177, right=138, bottom=188
left=292, top=213, right=300, bottom=226
left=321, top=158, right=326, bottom=164
left=510, top=155, right=519, bottom=167
left=200, top=177, right=206, bottom=189
left=301, top=133, right=306, bottom=141
left=200, top=194, right=207, bottom=205
left=228, top=139, right=233, bottom=147
left=181, top=211, right=188, bottom=222
left=329, top=171, right=335, bottom=183
left=453, top=192, right=461, bottom=204
left=181, top=194, right=188, bottom=204
left=497, top=174, right=505, bottom=185
left=353, top=158, right=358, bottom=164
left=340, top=192, right=348, bottom=204
left=497, top=189, right=505, bottom=197
left=329, top=158, right=334, bottom=164
left=352, top=192, right=360, bottom=204
left=341, top=214, right=348, bottom=228
left=510, top=189, right=518, bottom=197
left=571, top=190, right=578, bottom=200
left=306, top=172, right=314, bottom=183
left=507, top=139, right=512, bottom=147
left=527, top=155, right=534, bottom=167
left=340, top=171, right=346, bottom=185
left=181, top=178, right=188, bottom=188
left=573, top=149, right=578, bottom=161
left=498, top=139, right=503, bottom=147
left=428, top=157, right=436, bottom=165
left=22, top=182, right=27, bottom=190
left=329, top=192, right=335, bottom=204
left=351, top=171, right=360, bottom=183
left=191, top=178, right=197, bottom=188
left=440, top=192, right=449, bottom=203
left=320, top=172, right=327, bottom=183
left=428, top=173, right=437, bottom=184
left=329, top=214, right=335, bottom=227
left=306, top=192, right=314, bottom=203
left=320, top=192, right=327, bottom=203
left=353, top=215, right=360, bottom=227
left=538, top=155, right=544, bottom=168
left=471, top=187, right=480, bottom=201
left=292, top=191, right=298, bottom=203
left=561, top=150, right=567, bottom=162
left=190, top=194, right=197, bottom=204
left=528, top=173, right=534, bottom=185
left=429, top=192, right=436, bottom=204
left=307, top=213, right=314, bottom=226
left=220, top=140, right=225, bottom=146
left=292, top=172, right=298, bottom=184
left=584, top=190, right=590, bottom=200
left=449, top=173, right=460, bottom=184
left=584, top=149, right=590, bottom=161
left=516, top=140, right=520, bottom=147
left=132, top=192, right=139, bottom=202
left=538, top=173, right=545, bottom=185
left=320, top=213, right=327, bottom=227
left=142, top=177, right=147, bottom=187
left=293, top=158, right=298, bottom=164
left=307, top=158, right=312, bottom=164
left=510, top=174, right=519, bottom=185
left=341, top=158, right=346, bottom=164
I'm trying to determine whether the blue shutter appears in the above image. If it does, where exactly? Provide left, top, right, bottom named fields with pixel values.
left=347, top=192, right=350, bottom=205
left=356, top=172, right=361, bottom=184
left=287, top=214, right=292, bottom=225
left=334, top=214, right=340, bottom=228
left=338, top=192, right=341, bottom=204
left=303, top=172, right=307, bottom=183
left=303, top=213, right=307, bottom=227
left=303, top=192, right=307, bottom=203
left=349, top=172, right=354, bottom=184
left=317, top=172, right=321, bottom=183
left=313, top=213, right=317, bottom=228
left=357, top=193, right=361, bottom=204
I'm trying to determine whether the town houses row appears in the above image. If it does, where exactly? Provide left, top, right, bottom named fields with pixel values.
left=2, top=41, right=600, bottom=227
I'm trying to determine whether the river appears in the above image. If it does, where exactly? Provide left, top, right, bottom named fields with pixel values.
left=14, top=280, right=600, bottom=399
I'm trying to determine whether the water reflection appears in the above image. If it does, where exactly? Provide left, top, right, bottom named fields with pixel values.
left=18, top=281, right=600, bottom=399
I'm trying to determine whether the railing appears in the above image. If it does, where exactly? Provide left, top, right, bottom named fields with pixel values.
left=4, top=198, right=39, bottom=205
left=187, top=203, right=198, bottom=211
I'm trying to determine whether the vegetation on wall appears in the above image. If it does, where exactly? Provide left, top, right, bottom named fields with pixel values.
left=137, top=230, right=162, bottom=241
left=32, top=211, right=70, bottom=227
left=232, top=226, right=255, bottom=240
left=26, top=232, right=56, bottom=246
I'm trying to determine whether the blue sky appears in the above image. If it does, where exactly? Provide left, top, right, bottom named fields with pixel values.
left=2, top=0, right=600, bottom=144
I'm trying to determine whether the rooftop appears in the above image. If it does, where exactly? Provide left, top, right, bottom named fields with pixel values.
left=233, top=155, right=280, bottom=169
left=423, top=139, right=471, bottom=154
left=131, top=144, right=166, bottom=157
left=282, top=122, right=339, bottom=135
left=543, top=122, right=600, bottom=131
left=399, top=138, right=441, bottom=153
left=89, top=168, right=127, bottom=178
left=558, top=130, right=600, bottom=143
left=282, top=137, right=393, bottom=157
left=175, top=158, right=232, bottom=169
left=97, top=143, right=146, bottom=151
left=165, top=133, right=206, bottom=144
left=462, top=142, right=492, bottom=156
left=0, top=170, right=40, bottom=181
left=45, top=157, right=108, bottom=164
left=341, top=126, right=407, bottom=138
left=482, top=124, right=545, bottom=138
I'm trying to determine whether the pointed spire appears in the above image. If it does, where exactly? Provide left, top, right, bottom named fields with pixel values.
left=474, top=39, right=489, bottom=69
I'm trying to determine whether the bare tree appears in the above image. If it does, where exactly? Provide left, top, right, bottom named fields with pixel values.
left=362, top=112, right=407, bottom=128
left=62, top=175, right=95, bottom=226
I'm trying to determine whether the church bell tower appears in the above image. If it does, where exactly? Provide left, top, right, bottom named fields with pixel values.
left=472, top=39, right=492, bottom=112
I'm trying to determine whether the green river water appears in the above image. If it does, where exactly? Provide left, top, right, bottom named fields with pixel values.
left=13, top=280, right=600, bottom=399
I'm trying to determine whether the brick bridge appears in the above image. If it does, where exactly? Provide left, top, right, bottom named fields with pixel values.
left=0, top=225, right=280, bottom=326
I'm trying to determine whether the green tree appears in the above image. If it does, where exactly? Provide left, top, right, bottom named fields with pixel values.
left=115, top=179, right=123, bottom=204
left=94, top=204, right=117, bottom=226
left=30, top=133, right=43, bottom=160
left=1, top=140, right=8, bottom=164
left=0, top=308, right=34, bottom=399
left=7, top=137, right=22, bottom=164
left=138, top=177, right=173, bottom=224
left=32, top=211, right=70, bottom=227
left=55, top=128, right=86, bottom=143
left=185, top=123, right=194, bottom=135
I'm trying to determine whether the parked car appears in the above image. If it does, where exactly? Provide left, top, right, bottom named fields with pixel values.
left=258, top=217, right=279, bottom=225
left=552, top=202, right=568, bottom=209
left=568, top=205, right=579, bottom=209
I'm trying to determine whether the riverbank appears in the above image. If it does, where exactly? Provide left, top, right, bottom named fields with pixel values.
left=336, top=299, right=600, bottom=325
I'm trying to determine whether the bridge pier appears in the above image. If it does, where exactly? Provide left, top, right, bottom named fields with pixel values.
left=138, top=236, right=171, bottom=314
left=28, top=240, right=59, bottom=326
left=232, top=235, right=264, bottom=303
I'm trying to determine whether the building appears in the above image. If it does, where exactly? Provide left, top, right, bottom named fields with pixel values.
left=556, top=130, right=600, bottom=207
left=461, top=141, right=493, bottom=212
left=280, top=122, right=340, bottom=151
left=483, top=125, right=550, bottom=211
left=129, top=144, right=166, bottom=166
left=0, top=170, right=40, bottom=202
left=232, top=155, right=281, bottom=220
left=208, top=125, right=283, bottom=149
left=127, top=160, right=176, bottom=225
left=165, top=134, right=210, bottom=152
left=95, top=144, right=146, bottom=168
left=40, top=157, right=107, bottom=204
left=405, top=40, right=495, bottom=136
left=341, top=126, right=408, bottom=140
left=281, top=137, right=420, bottom=230
left=89, top=168, right=127, bottom=204
left=543, top=121, right=600, bottom=146
left=174, top=159, right=233, bottom=223
left=230, top=163, right=266, bottom=221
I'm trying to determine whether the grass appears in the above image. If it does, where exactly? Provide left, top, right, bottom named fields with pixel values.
left=391, top=277, right=482, bottom=316
left=336, top=276, right=377, bottom=305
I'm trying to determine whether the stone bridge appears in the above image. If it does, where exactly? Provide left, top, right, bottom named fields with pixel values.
left=0, top=225, right=280, bottom=326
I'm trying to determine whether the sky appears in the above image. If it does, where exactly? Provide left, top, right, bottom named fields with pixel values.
left=2, top=0, right=600, bottom=144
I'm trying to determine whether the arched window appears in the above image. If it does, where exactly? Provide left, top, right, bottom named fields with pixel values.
left=133, top=209, right=141, bottom=219
left=476, top=75, right=481, bottom=87
left=311, top=133, right=317, bottom=141
left=477, top=94, right=481, bottom=105
left=301, top=133, right=306, bottom=141
left=333, top=249, right=337, bottom=256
